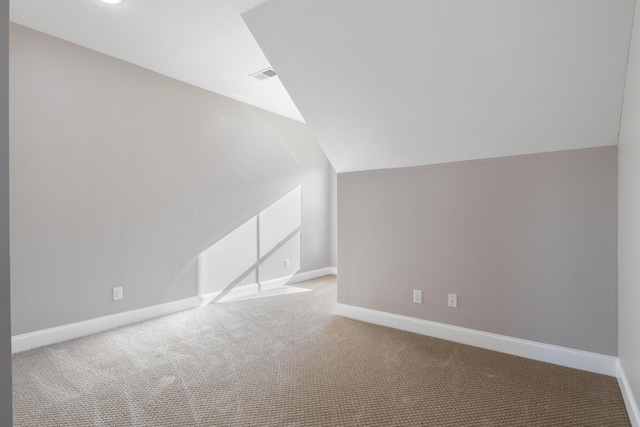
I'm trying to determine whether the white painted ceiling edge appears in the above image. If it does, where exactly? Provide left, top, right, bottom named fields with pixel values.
left=244, top=0, right=635, bottom=173
left=10, top=0, right=304, bottom=122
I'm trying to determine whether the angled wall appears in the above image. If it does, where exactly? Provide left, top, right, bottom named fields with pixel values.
left=0, top=0, right=11, bottom=423
left=338, top=147, right=617, bottom=356
left=9, top=24, right=334, bottom=335
left=618, top=0, right=640, bottom=417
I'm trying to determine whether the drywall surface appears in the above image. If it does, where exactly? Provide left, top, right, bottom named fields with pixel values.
left=0, top=0, right=11, bottom=423
left=330, top=165, right=337, bottom=268
left=338, top=146, right=617, bottom=355
left=10, top=24, right=332, bottom=335
left=198, top=186, right=302, bottom=295
left=244, top=0, right=634, bottom=172
left=10, top=0, right=304, bottom=122
left=618, top=0, right=640, bottom=412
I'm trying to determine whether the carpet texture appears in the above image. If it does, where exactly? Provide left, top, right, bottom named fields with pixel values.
left=12, top=276, right=630, bottom=426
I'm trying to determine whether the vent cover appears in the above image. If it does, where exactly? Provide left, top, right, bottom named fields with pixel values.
left=250, top=67, right=277, bottom=80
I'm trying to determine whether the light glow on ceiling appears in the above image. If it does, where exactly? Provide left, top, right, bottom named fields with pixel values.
left=101, top=0, right=124, bottom=5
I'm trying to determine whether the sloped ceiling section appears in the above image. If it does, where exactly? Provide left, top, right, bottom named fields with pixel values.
left=244, top=0, right=635, bottom=173
left=10, top=0, right=304, bottom=122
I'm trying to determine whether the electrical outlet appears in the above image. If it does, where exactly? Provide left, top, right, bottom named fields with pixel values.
left=413, top=289, right=422, bottom=304
left=113, top=287, right=123, bottom=301
left=284, top=259, right=290, bottom=268
left=448, top=293, right=457, bottom=308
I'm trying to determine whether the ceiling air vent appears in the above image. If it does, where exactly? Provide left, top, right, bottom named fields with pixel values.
left=250, top=67, right=277, bottom=81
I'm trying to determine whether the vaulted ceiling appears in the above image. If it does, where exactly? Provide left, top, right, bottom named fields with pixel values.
left=11, top=0, right=636, bottom=173
left=10, top=0, right=303, bottom=122
left=244, top=0, right=635, bottom=172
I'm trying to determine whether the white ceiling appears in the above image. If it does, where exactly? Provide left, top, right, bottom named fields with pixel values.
left=10, top=0, right=304, bottom=122
left=10, top=0, right=636, bottom=173
left=245, top=0, right=635, bottom=173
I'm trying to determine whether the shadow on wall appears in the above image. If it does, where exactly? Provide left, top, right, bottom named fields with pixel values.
left=198, top=186, right=302, bottom=305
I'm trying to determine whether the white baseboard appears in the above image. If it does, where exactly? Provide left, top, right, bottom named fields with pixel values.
left=12, top=296, right=201, bottom=354
left=335, top=303, right=618, bottom=377
left=200, top=267, right=336, bottom=304
left=12, top=267, right=338, bottom=353
left=618, top=360, right=640, bottom=426
left=260, top=274, right=295, bottom=291
left=288, top=267, right=336, bottom=284
left=199, top=283, right=260, bottom=305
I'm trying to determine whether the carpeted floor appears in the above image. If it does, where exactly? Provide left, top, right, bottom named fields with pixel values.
left=12, top=275, right=630, bottom=426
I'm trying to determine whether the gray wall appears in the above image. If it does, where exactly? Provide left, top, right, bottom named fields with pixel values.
left=618, top=0, right=640, bottom=411
left=330, top=165, right=337, bottom=268
left=10, top=24, right=333, bottom=335
left=338, top=146, right=618, bottom=356
left=0, top=0, right=11, bottom=423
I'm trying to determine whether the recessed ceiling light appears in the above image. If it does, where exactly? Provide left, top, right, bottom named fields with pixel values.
left=101, top=0, right=124, bottom=5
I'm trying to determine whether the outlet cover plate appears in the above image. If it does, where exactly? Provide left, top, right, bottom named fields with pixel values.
left=448, top=293, right=457, bottom=308
left=413, top=290, right=422, bottom=304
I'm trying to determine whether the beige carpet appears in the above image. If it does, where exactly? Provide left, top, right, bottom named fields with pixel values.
left=12, top=276, right=630, bottom=426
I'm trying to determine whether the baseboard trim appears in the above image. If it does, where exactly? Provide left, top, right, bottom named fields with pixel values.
left=11, top=268, right=338, bottom=353
left=200, top=267, right=337, bottom=305
left=200, top=283, right=261, bottom=304
left=335, top=303, right=617, bottom=377
left=12, top=296, right=201, bottom=354
left=260, top=275, right=294, bottom=291
left=288, top=267, right=336, bottom=284
left=618, top=360, right=640, bottom=426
